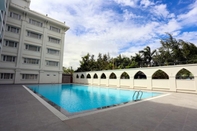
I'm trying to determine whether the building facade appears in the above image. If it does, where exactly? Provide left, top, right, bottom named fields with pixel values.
left=0, top=0, right=9, bottom=55
left=0, top=0, right=69, bottom=84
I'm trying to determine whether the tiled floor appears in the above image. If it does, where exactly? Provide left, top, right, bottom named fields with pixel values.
left=1, top=85, right=197, bottom=131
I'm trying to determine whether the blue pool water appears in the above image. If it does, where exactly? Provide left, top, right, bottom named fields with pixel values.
left=27, top=84, right=161, bottom=113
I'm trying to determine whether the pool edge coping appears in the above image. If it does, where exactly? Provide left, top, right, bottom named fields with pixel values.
left=23, top=85, right=69, bottom=121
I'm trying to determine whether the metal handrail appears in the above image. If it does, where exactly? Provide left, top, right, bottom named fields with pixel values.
left=132, top=91, right=138, bottom=101
left=138, top=90, right=143, bottom=100
left=132, top=90, right=143, bottom=101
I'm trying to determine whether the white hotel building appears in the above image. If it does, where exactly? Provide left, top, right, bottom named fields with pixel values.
left=0, top=0, right=69, bottom=84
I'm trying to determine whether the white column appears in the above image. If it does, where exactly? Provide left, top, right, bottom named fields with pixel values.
left=98, top=77, right=101, bottom=86
left=147, top=76, right=152, bottom=90
left=194, top=76, right=197, bottom=93
left=16, top=13, right=27, bottom=68
left=130, top=77, right=134, bottom=89
left=58, top=71, right=62, bottom=83
left=169, top=76, right=176, bottom=92
left=39, top=70, right=44, bottom=83
left=106, top=77, right=109, bottom=87
left=14, top=69, right=21, bottom=84
left=117, top=77, right=120, bottom=87
left=91, top=77, right=93, bottom=85
left=40, top=21, right=48, bottom=70
left=59, top=31, right=65, bottom=71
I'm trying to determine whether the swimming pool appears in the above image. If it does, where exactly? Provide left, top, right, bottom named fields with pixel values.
left=27, top=84, right=161, bottom=113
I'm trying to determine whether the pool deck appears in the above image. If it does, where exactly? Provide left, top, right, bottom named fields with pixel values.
left=1, top=85, right=197, bottom=131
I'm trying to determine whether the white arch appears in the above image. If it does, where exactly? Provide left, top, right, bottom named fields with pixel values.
left=73, top=64, right=197, bottom=93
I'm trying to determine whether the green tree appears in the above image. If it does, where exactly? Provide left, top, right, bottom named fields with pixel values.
left=180, top=40, right=197, bottom=63
left=132, top=53, right=143, bottom=67
left=159, top=33, right=184, bottom=64
left=63, top=67, right=74, bottom=74
left=75, top=33, right=197, bottom=72
left=139, top=46, right=156, bottom=66
left=76, top=53, right=93, bottom=72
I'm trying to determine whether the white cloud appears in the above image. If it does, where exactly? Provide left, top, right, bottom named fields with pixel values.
left=113, top=0, right=140, bottom=7
left=177, top=32, right=197, bottom=45
left=152, top=4, right=169, bottom=18
left=123, top=9, right=143, bottom=20
left=140, top=0, right=154, bottom=8
left=29, top=0, right=197, bottom=70
left=156, top=19, right=182, bottom=35
left=177, top=1, right=197, bottom=26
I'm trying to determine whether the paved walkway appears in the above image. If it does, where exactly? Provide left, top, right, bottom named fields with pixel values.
left=1, top=85, right=197, bottom=131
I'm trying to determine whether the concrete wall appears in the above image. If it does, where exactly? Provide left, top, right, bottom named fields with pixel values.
left=73, top=64, right=197, bottom=93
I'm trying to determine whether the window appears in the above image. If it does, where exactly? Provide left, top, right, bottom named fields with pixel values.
left=46, top=60, right=59, bottom=66
left=176, top=68, right=194, bottom=80
left=120, top=72, right=130, bottom=79
left=0, top=73, right=14, bottom=79
left=134, top=71, right=147, bottom=79
left=93, top=74, right=98, bottom=79
left=76, top=74, right=79, bottom=78
left=29, top=19, right=43, bottom=27
left=87, top=74, right=91, bottom=79
left=27, top=31, right=42, bottom=39
left=81, top=74, right=84, bottom=79
left=22, top=74, right=38, bottom=80
left=152, top=70, right=169, bottom=79
left=49, top=37, right=60, bottom=44
left=109, top=72, right=117, bottom=79
left=9, top=12, right=21, bottom=20
left=50, top=26, right=60, bottom=33
left=101, top=73, right=106, bottom=79
left=6, top=25, right=20, bottom=33
left=47, top=48, right=59, bottom=55
left=25, top=44, right=40, bottom=52
left=2, top=55, right=16, bottom=62
left=4, top=40, right=18, bottom=48
left=24, top=58, right=39, bottom=64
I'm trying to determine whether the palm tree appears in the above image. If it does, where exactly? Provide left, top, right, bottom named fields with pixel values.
left=139, top=46, right=156, bottom=66
left=160, top=33, right=183, bottom=64
left=132, top=53, right=143, bottom=67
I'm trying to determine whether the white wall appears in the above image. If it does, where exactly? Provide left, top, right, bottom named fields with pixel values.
left=92, top=79, right=99, bottom=85
left=176, top=80, right=195, bottom=91
left=109, top=79, right=118, bottom=87
left=40, top=71, right=59, bottom=83
left=133, top=79, right=148, bottom=89
left=73, top=64, right=197, bottom=93
left=152, top=80, right=170, bottom=90
left=11, top=0, right=30, bottom=8
left=120, top=79, right=130, bottom=88
left=100, top=79, right=107, bottom=86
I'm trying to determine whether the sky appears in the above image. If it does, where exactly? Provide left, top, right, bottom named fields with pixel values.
left=30, top=0, right=197, bottom=69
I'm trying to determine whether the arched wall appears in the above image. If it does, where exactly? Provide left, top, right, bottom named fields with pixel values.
left=92, top=73, right=99, bottom=85
left=175, top=68, right=195, bottom=91
left=151, top=69, right=170, bottom=90
left=73, top=64, right=197, bottom=93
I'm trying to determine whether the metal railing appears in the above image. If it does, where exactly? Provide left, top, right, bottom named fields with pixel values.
left=132, top=90, right=143, bottom=101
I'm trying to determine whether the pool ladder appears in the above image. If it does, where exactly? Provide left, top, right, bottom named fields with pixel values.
left=133, top=90, right=143, bottom=101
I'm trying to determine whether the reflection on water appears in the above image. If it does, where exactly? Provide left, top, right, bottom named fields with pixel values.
left=27, top=84, right=161, bottom=113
